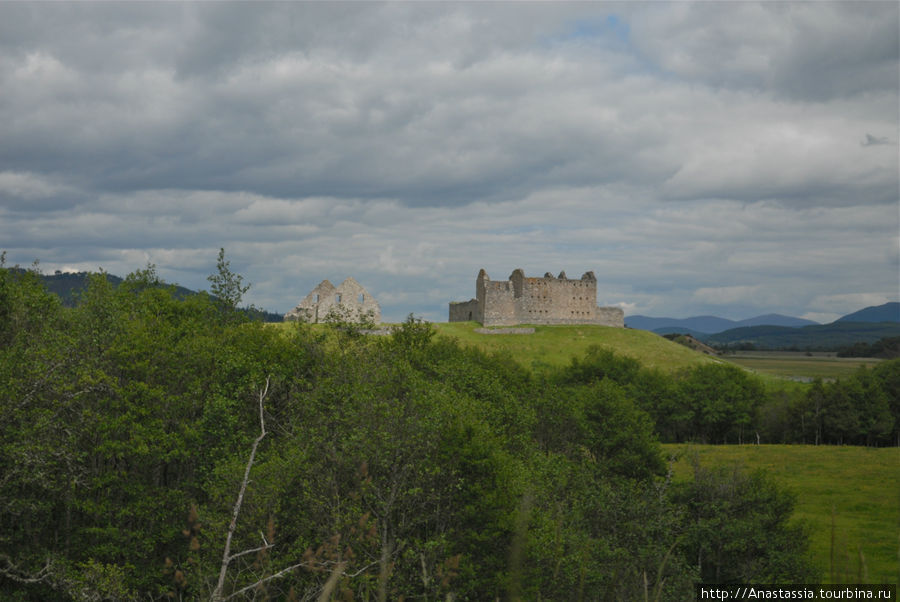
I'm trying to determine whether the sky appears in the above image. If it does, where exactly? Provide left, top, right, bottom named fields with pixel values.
left=1, top=2, right=898, bottom=323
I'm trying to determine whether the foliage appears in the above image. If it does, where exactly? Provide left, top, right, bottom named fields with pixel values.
left=787, top=366, right=897, bottom=446
left=837, top=336, right=900, bottom=359
left=672, top=462, right=819, bottom=584
left=0, top=261, right=825, bottom=599
left=206, top=248, right=250, bottom=317
left=665, top=443, right=900, bottom=585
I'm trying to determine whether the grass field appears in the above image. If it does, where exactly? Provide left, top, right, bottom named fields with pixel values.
left=664, top=444, right=900, bottom=585
left=720, top=351, right=883, bottom=381
left=432, top=322, right=717, bottom=373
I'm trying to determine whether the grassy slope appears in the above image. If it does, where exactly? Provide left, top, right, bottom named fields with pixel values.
left=432, top=322, right=717, bottom=373
left=664, top=444, right=900, bottom=585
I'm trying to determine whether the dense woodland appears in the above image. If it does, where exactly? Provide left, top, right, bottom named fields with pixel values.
left=2, top=257, right=896, bottom=600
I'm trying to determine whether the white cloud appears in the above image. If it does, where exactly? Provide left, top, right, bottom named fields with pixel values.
left=0, top=171, right=67, bottom=201
left=809, top=293, right=894, bottom=316
left=691, top=285, right=764, bottom=306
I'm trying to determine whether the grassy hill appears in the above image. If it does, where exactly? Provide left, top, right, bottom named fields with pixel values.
left=664, top=444, right=900, bottom=585
left=432, top=322, right=718, bottom=372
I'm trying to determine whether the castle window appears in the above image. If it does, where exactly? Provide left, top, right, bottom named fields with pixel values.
left=336, top=294, right=342, bottom=303
left=314, top=294, right=319, bottom=302
left=359, top=293, right=365, bottom=303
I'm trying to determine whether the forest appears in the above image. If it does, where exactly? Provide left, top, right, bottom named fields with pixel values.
left=2, top=258, right=896, bottom=600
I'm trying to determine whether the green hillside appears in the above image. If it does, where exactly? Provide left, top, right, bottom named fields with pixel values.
left=433, top=322, right=718, bottom=372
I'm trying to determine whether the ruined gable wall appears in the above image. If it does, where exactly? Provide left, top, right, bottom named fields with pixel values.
left=284, top=279, right=336, bottom=322
left=285, top=277, right=380, bottom=324
left=335, top=278, right=381, bottom=324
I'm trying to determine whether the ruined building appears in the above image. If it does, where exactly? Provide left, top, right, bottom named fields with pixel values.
left=284, top=277, right=381, bottom=324
left=449, top=269, right=624, bottom=327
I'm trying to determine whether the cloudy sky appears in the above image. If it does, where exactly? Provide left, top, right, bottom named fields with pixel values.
left=1, top=2, right=897, bottom=323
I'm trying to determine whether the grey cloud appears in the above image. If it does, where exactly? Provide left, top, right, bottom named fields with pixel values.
left=0, top=3, right=896, bottom=322
left=1, top=2, right=895, bottom=210
left=630, top=2, right=899, bottom=102
left=862, top=134, right=890, bottom=147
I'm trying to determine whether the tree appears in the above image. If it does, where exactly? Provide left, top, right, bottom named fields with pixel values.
left=871, top=359, right=900, bottom=445
left=672, top=462, right=818, bottom=584
left=207, top=248, right=250, bottom=315
left=678, top=364, right=766, bottom=443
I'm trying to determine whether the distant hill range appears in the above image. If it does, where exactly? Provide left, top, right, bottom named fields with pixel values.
left=627, top=302, right=900, bottom=351
left=626, top=313, right=818, bottom=335
left=836, top=302, right=900, bottom=323
left=14, top=268, right=284, bottom=322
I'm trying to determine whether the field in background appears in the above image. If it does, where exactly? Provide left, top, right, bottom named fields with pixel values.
left=721, top=351, right=883, bottom=381
left=433, top=322, right=717, bottom=373
left=664, top=444, right=900, bottom=585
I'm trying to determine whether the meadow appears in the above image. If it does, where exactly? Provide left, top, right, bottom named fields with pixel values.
left=664, top=443, right=900, bottom=586
left=720, top=351, right=884, bottom=381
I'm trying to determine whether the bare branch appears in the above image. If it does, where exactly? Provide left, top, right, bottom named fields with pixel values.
left=0, top=554, right=53, bottom=584
left=221, top=560, right=315, bottom=601
left=221, top=559, right=381, bottom=602
left=210, top=377, right=270, bottom=602
left=226, top=542, right=274, bottom=563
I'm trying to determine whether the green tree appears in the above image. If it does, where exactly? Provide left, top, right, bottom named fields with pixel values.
left=871, top=359, right=900, bottom=445
left=207, top=248, right=250, bottom=316
left=678, top=363, right=766, bottom=443
left=672, top=462, right=818, bottom=584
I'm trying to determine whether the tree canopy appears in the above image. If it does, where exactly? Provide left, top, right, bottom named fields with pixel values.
left=0, top=261, right=836, bottom=599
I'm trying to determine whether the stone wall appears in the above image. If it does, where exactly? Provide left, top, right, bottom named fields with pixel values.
left=449, top=268, right=624, bottom=327
left=449, top=299, right=480, bottom=322
left=285, top=277, right=381, bottom=324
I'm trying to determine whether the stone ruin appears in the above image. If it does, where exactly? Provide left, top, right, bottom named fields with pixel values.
left=449, top=268, right=624, bottom=327
left=284, top=277, right=381, bottom=324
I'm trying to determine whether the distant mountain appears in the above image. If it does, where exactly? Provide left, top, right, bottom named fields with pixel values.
left=626, top=313, right=818, bottom=334
left=650, top=326, right=712, bottom=338
left=11, top=268, right=284, bottom=322
left=627, top=305, right=900, bottom=350
left=735, top=314, right=820, bottom=329
left=28, top=270, right=196, bottom=307
left=836, top=302, right=899, bottom=323
left=703, top=321, right=900, bottom=350
left=626, top=315, right=739, bottom=334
